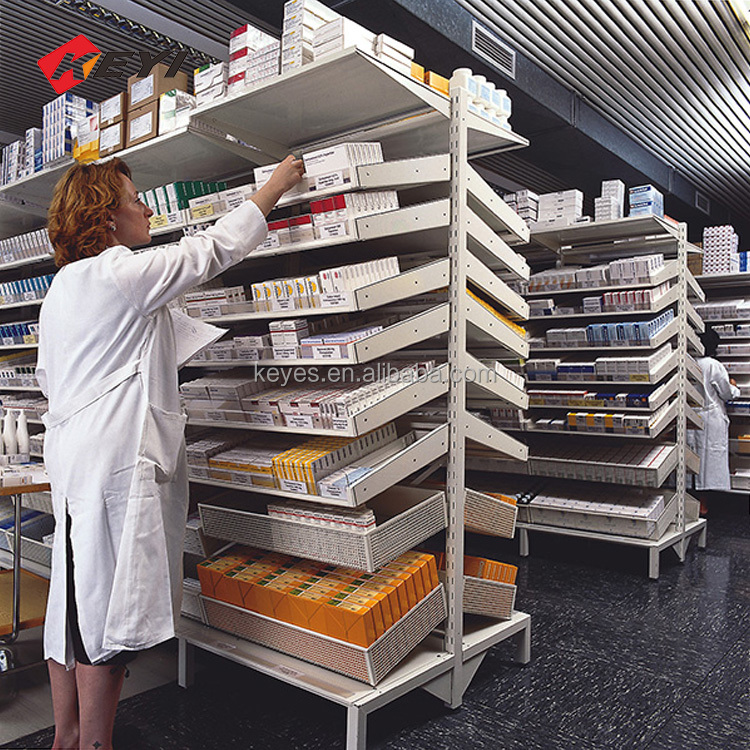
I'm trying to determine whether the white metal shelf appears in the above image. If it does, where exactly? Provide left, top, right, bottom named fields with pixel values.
left=190, top=424, right=448, bottom=508
left=192, top=259, right=449, bottom=325
left=0, top=547, right=50, bottom=579
left=530, top=215, right=681, bottom=253
left=530, top=318, right=677, bottom=353
left=0, top=385, right=41, bottom=392
left=0, top=255, right=54, bottom=273
left=524, top=259, right=679, bottom=298
left=0, top=344, right=38, bottom=351
left=528, top=374, right=678, bottom=413
left=466, top=166, right=529, bottom=244
left=189, top=363, right=449, bottom=437
left=528, top=284, right=678, bottom=321
left=696, top=272, right=750, bottom=289
left=516, top=519, right=706, bottom=579
left=466, top=296, right=529, bottom=358
left=466, top=253, right=528, bottom=320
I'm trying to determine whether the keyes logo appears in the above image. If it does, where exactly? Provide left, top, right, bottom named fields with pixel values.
left=37, top=34, right=187, bottom=94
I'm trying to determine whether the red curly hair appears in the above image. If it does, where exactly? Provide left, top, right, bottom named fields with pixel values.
left=47, top=158, right=131, bottom=267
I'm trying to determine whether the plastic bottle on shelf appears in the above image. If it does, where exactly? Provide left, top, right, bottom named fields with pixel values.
left=449, top=67, right=477, bottom=97
left=16, top=411, right=29, bottom=454
left=3, top=409, right=17, bottom=455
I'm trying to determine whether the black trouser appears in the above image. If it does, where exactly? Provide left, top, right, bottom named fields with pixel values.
left=65, top=511, right=137, bottom=668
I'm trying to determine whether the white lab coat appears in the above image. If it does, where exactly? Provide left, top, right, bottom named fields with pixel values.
left=687, top=356, right=740, bottom=491
left=36, top=200, right=267, bottom=667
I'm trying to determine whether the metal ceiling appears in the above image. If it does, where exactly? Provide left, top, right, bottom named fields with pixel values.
left=0, top=0, right=247, bottom=142
left=454, top=0, right=750, bottom=224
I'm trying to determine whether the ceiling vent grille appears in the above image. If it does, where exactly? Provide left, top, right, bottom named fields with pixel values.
left=472, top=21, right=516, bottom=79
left=695, top=191, right=711, bottom=215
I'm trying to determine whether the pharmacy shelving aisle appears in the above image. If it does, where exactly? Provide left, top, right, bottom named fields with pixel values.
left=169, top=56, right=532, bottom=748
left=693, top=271, right=750, bottom=495
left=467, top=215, right=708, bottom=579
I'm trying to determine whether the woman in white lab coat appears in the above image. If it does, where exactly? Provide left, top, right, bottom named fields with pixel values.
left=38, top=154, right=303, bottom=750
left=687, top=326, right=740, bottom=511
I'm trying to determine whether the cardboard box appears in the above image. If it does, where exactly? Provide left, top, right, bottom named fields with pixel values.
left=128, top=63, right=189, bottom=110
left=99, top=121, right=125, bottom=157
left=100, top=93, right=126, bottom=128
left=126, top=101, right=159, bottom=148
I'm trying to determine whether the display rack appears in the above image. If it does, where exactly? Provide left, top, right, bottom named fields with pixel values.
left=0, top=50, right=535, bottom=749
left=694, top=271, right=750, bottom=493
left=467, top=216, right=708, bottom=578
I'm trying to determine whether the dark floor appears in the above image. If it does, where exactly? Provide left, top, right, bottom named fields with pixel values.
left=3, top=494, right=749, bottom=750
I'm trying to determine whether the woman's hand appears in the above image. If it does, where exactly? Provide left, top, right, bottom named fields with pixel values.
left=730, top=378, right=738, bottom=387
left=251, top=155, right=305, bottom=216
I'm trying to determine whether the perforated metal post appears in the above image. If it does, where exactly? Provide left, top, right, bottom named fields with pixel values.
left=675, top=223, right=688, bottom=535
left=444, top=87, right=470, bottom=708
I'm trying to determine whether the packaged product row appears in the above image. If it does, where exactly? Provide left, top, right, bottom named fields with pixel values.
left=712, top=323, right=750, bottom=338
left=533, top=310, right=674, bottom=348
left=525, top=344, right=673, bottom=381
left=197, top=545, right=439, bottom=647
left=0, top=393, right=47, bottom=420
left=186, top=422, right=401, bottom=497
left=528, top=281, right=672, bottom=317
left=520, top=253, right=666, bottom=294
left=0, top=320, right=39, bottom=346
left=179, top=360, right=439, bottom=430
left=427, top=550, right=517, bottom=585
left=701, top=224, right=741, bottom=275
left=527, top=389, right=657, bottom=409
left=178, top=256, right=403, bottom=318
left=0, top=229, right=54, bottom=267
left=0, top=273, right=55, bottom=307
left=0, top=352, right=40, bottom=389
left=696, top=299, right=750, bottom=320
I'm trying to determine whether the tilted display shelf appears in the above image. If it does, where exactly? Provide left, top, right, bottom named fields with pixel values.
left=464, top=208, right=530, bottom=280
left=464, top=354, right=528, bottom=411
left=189, top=362, right=449, bottom=438
left=507, top=398, right=678, bottom=440
left=464, top=412, right=528, bottom=461
left=0, top=344, right=38, bottom=351
left=526, top=349, right=679, bottom=387
left=0, top=255, right=55, bottom=273
left=525, top=259, right=680, bottom=297
left=190, top=304, right=449, bottom=369
left=465, top=253, right=528, bottom=320
left=200, top=583, right=448, bottom=687
left=190, top=424, right=448, bottom=509
left=460, top=575, right=516, bottom=621
left=464, top=487, right=518, bottom=538
left=530, top=318, right=678, bottom=352
left=199, top=485, right=447, bottom=573
left=528, top=284, right=679, bottom=320
left=695, top=272, right=750, bottom=289
left=195, top=258, right=449, bottom=325
left=0, top=299, right=44, bottom=312
left=465, top=166, right=530, bottom=243
left=527, top=374, right=679, bottom=412
left=465, top=296, right=529, bottom=358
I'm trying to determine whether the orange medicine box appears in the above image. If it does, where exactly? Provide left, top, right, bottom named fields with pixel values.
left=384, top=559, right=425, bottom=601
left=323, top=597, right=379, bottom=647
left=424, top=71, right=449, bottom=96
left=398, top=551, right=439, bottom=592
left=356, top=581, right=396, bottom=629
left=370, top=572, right=408, bottom=617
left=197, top=548, right=256, bottom=599
left=377, top=564, right=418, bottom=609
left=344, top=592, right=385, bottom=639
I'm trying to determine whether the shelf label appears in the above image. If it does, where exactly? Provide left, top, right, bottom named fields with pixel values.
left=271, top=297, right=294, bottom=312
left=315, top=171, right=346, bottom=190
left=2, top=337, right=15, bottom=347
left=199, top=304, right=222, bottom=318
left=312, top=345, right=343, bottom=360
left=320, top=292, right=351, bottom=308
left=191, top=204, right=215, bottom=220
left=272, top=346, right=298, bottom=360
left=317, top=222, right=351, bottom=239
left=205, top=411, right=226, bottom=421
left=259, top=233, right=280, bottom=250
left=285, top=414, right=314, bottom=430
left=210, top=350, right=234, bottom=361
left=274, top=664, right=304, bottom=678
left=236, top=347, right=261, bottom=361
left=23, top=335, right=36, bottom=345
left=332, top=417, right=350, bottom=431
left=279, top=478, right=307, bottom=494
left=150, top=214, right=169, bottom=229
left=250, top=412, right=275, bottom=426
left=23, top=291, right=37, bottom=302
left=629, top=374, right=650, bottom=382
left=231, top=472, right=254, bottom=486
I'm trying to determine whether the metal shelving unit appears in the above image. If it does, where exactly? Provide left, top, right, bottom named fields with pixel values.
left=695, top=272, right=750, bottom=493
left=0, top=51, right=533, bottom=750
left=473, top=216, right=707, bottom=578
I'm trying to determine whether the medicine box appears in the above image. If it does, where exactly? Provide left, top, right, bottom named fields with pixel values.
left=128, top=63, right=188, bottom=110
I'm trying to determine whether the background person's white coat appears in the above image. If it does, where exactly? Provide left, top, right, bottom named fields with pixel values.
left=36, top=201, right=267, bottom=667
left=687, top=356, right=741, bottom=491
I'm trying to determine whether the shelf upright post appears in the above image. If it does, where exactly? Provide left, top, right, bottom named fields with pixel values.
left=675, top=222, right=688, bottom=539
left=444, top=86, right=471, bottom=709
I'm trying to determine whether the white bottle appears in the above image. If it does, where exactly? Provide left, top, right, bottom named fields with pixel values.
left=3, top=410, right=17, bottom=456
left=16, top=411, right=28, bottom=455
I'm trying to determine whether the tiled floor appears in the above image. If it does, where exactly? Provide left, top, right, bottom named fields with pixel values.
left=1, top=494, right=748, bottom=750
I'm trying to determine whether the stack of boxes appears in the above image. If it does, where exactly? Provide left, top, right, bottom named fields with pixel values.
left=126, top=63, right=188, bottom=149
left=312, top=17, right=376, bottom=61
left=302, top=141, right=384, bottom=193
left=158, top=88, right=196, bottom=135
left=72, top=112, right=100, bottom=163
left=281, top=0, right=339, bottom=74
left=535, top=190, right=584, bottom=228
left=628, top=184, right=664, bottom=218
left=24, top=129, right=42, bottom=178
left=594, top=179, right=625, bottom=222
left=228, top=23, right=279, bottom=94
left=373, top=34, right=415, bottom=76
left=504, top=190, right=539, bottom=226
left=310, top=190, right=398, bottom=240
left=42, top=93, right=96, bottom=167
left=193, top=63, right=227, bottom=107
left=702, top=224, right=740, bottom=275
left=98, top=93, right=127, bottom=157
left=0, top=228, right=53, bottom=266
left=1, top=141, right=25, bottom=185
left=140, top=180, right=226, bottom=219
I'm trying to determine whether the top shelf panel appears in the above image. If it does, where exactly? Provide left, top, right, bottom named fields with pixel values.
left=530, top=215, right=681, bottom=253
left=195, top=49, right=528, bottom=160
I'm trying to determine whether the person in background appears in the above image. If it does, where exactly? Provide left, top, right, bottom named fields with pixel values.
left=687, top=326, right=740, bottom=515
left=38, top=154, right=303, bottom=750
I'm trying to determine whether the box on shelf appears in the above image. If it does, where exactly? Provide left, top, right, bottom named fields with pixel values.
left=126, top=100, right=159, bottom=148
left=159, top=89, right=196, bottom=135
left=100, top=93, right=126, bottom=128
left=128, top=63, right=189, bottom=111
left=72, top=112, right=99, bottom=163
